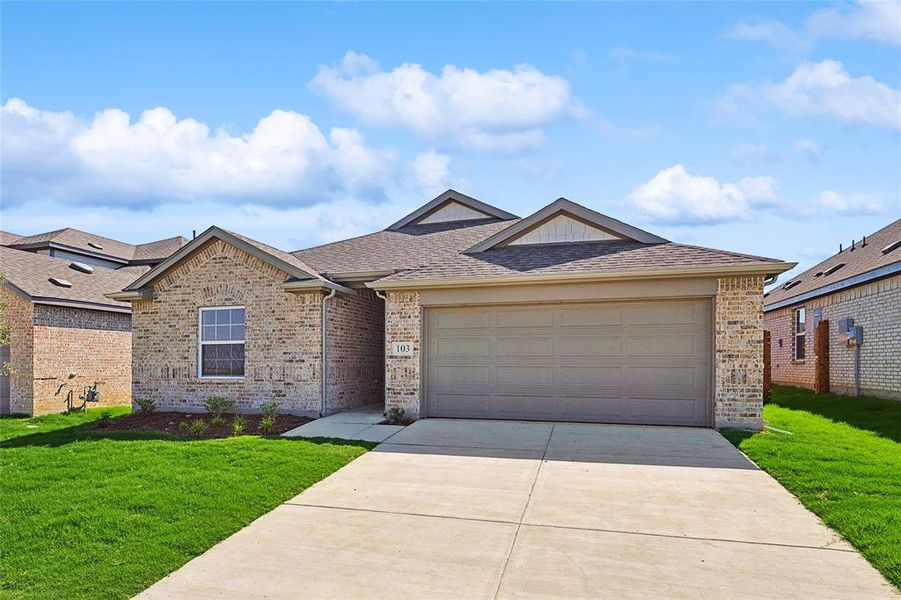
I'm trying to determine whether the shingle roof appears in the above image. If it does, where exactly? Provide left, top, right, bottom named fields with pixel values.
left=764, top=219, right=901, bottom=309
left=1, top=247, right=149, bottom=312
left=6, top=227, right=188, bottom=264
left=374, top=240, right=785, bottom=284
left=223, top=228, right=326, bottom=282
left=292, top=219, right=516, bottom=275
left=0, top=231, right=24, bottom=246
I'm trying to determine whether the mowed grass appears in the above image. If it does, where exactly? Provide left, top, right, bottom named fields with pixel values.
left=0, top=408, right=372, bottom=599
left=723, top=385, right=901, bottom=589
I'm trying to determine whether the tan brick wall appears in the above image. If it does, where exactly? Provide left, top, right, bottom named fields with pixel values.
left=714, top=276, right=764, bottom=429
left=384, top=291, right=421, bottom=418
left=764, top=273, right=901, bottom=400
left=3, top=288, right=34, bottom=415
left=382, top=278, right=765, bottom=429
left=1, top=287, right=134, bottom=416
left=32, top=305, right=132, bottom=415
left=132, top=239, right=323, bottom=415
left=325, top=287, right=384, bottom=413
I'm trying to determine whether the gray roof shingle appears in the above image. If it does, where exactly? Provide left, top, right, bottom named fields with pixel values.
left=7, top=227, right=188, bottom=264
left=1, top=247, right=149, bottom=311
left=764, top=219, right=901, bottom=309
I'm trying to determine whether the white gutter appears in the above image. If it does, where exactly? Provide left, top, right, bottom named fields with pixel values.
left=320, top=288, right=337, bottom=417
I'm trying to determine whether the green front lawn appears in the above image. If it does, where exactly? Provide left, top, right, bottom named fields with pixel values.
left=723, top=385, right=901, bottom=589
left=0, top=408, right=372, bottom=599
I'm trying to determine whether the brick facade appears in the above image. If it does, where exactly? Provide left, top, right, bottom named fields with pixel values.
left=765, top=273, right=901, bottom=400
left=382, top=277, right=766, bottom=429
left=384, top=291, right=422, bottom=418
left=131, top=239, right=324, bottom=415
left=714, top=276, right=764, bottom=429
left=1, top=287, right=133, bottom=416
left=325, top=287, right=384, bottom=413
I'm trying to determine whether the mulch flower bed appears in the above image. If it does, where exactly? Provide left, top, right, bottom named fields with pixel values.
left=96, top=412, right=312, bottom=439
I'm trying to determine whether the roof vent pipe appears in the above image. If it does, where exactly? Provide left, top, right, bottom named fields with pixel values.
left=839, top=243, right=843, bottom=252
left=862, top=235, right=867, bottom=247
left=851, top=239, right=856, bottom=251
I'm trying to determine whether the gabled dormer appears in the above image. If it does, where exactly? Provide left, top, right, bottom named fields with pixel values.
left=466, top=198, right=668, bottom=253
left=387, top=189, right=518, bottom=230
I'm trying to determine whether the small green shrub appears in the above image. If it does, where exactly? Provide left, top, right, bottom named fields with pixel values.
left=259, top=401, right=279, bottom=419
left=134, top=398, right=156, bottom=415
left=231, top=415, right=245, bottom=436
left=385, top=406, right=412, bottom=426
left=97, top=412, right=111, bottom=428
left=211, top=415, right=225, bottom=427
left=178, top=421, right=190, bottom=434
left=203, top=396, right=235, bottom=418
left=189, top=418, right=208, bottom=437
left=257, top=415, right=276, bottom=434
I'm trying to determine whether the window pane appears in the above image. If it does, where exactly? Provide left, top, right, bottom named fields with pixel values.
left=796, top=336, right=806, bottom=360
left=201, top=343, right=244, bottom=377
left=216, top=309, right=231, bottom=325
left=231, top=324, right=245, bottom=342
left=231, top=308, right=245, bottom=325
left=797, top=307, right=806, bottom=326
left=202, top=310, right=215, bottom=325
left=202, top=325, right=216, bottom=341
left=216, top=325, right=230, bottom=340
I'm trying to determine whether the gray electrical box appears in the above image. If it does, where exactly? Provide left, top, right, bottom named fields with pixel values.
left=847, top=325, right=863, bottom=347
left=838, top=317, right=854, bottom=334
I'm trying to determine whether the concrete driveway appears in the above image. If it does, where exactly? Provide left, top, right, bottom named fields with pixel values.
left=139, top=420, right=896, bottom=599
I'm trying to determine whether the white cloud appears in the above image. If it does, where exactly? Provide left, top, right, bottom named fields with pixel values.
left=310, top=51, right=580, bottom=152
left=808, top=0, right=901, bottom=46
left=818, top=190, right=884, bottom=215
left=1, top=98, right=399, bottom=206
left=793, top=139, right=823, bottom=161
left=608, top=46, right=675, bottom=62
left=730, top=143, right=780, bottom=165
left=407, top=150, right=452, bottom=197
left=628, top=164, right=780, bottom=224
left=727, top=20, right=810, bottom=53
left=720, top=60, right=901, bottom=130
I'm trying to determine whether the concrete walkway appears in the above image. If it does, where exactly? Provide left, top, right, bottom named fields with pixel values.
left=138, top=420, right=896, bottom=599
left=282, top=404, right=405, bottom=443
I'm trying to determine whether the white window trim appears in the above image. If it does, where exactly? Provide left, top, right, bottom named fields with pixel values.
left=793, top=307, right=806, bottom=362
left=198, top=305, right=246, bottom=380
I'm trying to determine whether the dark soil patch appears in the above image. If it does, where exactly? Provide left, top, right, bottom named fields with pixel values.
left=96, top=411, right=312, bottom=438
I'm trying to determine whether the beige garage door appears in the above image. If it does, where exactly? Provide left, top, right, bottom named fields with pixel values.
left=425, top=299, right=711, bottom=426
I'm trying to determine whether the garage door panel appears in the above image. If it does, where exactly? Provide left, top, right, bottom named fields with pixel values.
left=495, top=337, right=554, bottom=357
left=426, top=300, right=711, bottom=426
left=557, top=335, right=623, bottom=357
left=495, top=366, right=554, bottom=386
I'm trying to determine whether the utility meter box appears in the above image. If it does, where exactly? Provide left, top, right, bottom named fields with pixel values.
left=846, top=325, right=863, bottom=347
left=838, top=317, right=854, bottom=334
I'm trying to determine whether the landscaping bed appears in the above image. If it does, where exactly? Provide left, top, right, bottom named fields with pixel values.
left=723, top=385, right=901, bottom=590
left=96, top=411, right=311, bottom=438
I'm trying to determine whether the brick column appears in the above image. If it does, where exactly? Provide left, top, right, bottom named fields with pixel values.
left=714, top=276, right=764, bottom=430
left=384, top=291, right=422, bottom=419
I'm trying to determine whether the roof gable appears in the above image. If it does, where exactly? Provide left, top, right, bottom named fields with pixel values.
left=387, top=189, right=517, bottom=230
left=467, top=198, right=668, bottom=253
left=122, top=226, right=325, bottom=292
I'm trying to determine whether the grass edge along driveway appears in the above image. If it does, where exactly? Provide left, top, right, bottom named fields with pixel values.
left=0, top=407, right=373, bottom=599
left=723, top=385, right=901, bottom=591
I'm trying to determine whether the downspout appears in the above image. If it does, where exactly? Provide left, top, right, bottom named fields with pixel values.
left=320, top=288, right=337, bottom=417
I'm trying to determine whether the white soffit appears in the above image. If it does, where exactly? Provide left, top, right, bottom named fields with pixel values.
left=508, top=214, right=621, bottom=245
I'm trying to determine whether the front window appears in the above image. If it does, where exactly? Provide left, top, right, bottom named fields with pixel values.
left=199, top=307, right=245, bottom=378
left=793, top=307, right=806, bottom=361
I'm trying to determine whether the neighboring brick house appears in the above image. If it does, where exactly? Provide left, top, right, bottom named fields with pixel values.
left=0, top=230, right=187, bottom=415
left=112, top=191, right=792, bottom=430
left=763, top=220, right=901, bottom=400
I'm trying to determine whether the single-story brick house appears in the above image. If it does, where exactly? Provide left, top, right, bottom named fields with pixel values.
left=763, top=219, right=900, bottom=400
left=110, top=191, right=793, bottom=430
left=0, top=229, right=187, bottom=415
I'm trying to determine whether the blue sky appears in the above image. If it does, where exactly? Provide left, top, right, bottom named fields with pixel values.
left=1, top=1, right=898, bottom=281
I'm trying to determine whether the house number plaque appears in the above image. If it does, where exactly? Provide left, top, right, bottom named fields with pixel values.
left=393, top=342, right=414, bottom=356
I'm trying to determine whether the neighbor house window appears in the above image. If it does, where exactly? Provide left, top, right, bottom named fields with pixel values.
left=793, top=307, right=806, bottom=361
left=199, top=307, right=245, bottom=378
